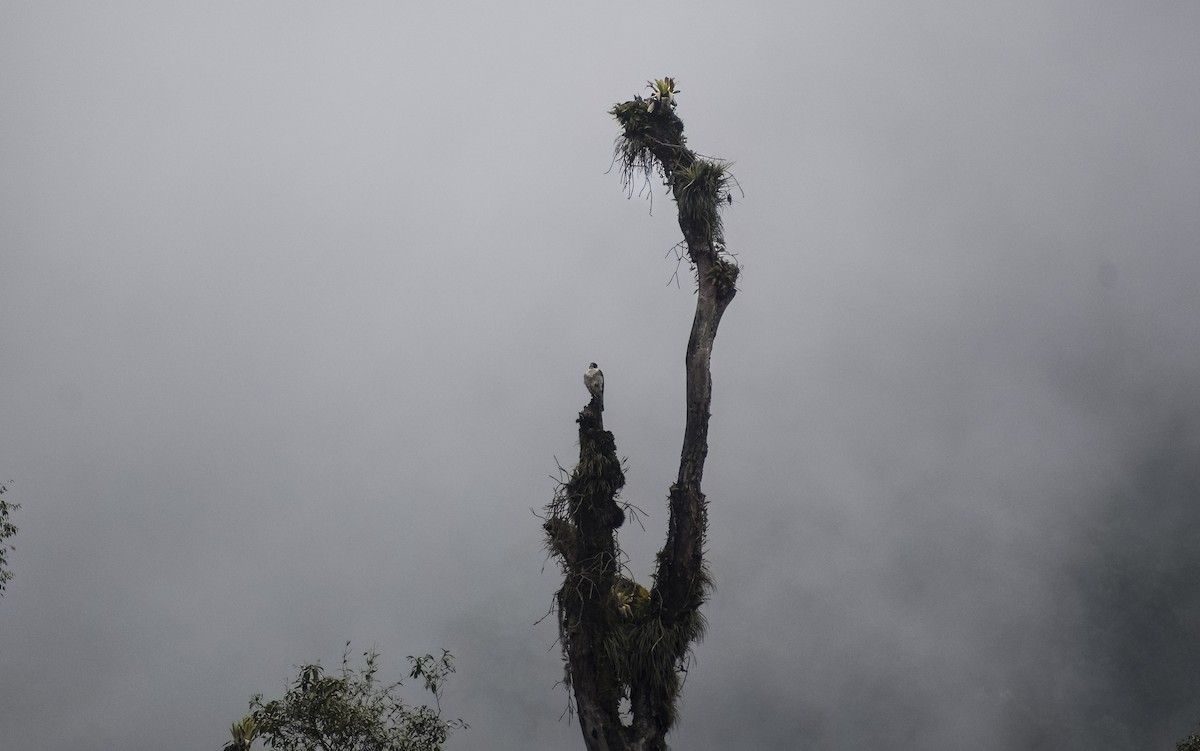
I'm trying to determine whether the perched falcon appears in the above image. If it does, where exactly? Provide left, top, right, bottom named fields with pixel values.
left=584, top=363, right=604, bottom=406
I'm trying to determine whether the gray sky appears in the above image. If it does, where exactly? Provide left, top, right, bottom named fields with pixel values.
left=2, top=2, right=1200, bottom=749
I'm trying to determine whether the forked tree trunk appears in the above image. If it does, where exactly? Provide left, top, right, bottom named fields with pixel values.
left=543, top=80, right=739, bottom=751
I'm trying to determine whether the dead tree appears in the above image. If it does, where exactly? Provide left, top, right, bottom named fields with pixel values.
left=543, top=78, right=740, bottom=751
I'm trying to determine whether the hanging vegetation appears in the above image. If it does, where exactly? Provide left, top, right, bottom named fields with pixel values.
left=542, top=78, right=741, bottom=751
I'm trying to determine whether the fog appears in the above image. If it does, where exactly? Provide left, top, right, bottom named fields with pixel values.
left=2, top=2, right=1199, bottom=749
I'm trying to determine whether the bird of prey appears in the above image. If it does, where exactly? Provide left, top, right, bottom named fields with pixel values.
left=584, top=363, right=604, bottom=407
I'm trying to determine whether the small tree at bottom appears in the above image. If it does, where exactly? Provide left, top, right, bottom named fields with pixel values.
left=240, top=643, right=463, bottom=751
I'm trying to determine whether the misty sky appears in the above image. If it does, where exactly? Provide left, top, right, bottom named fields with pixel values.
left=2, top=3, right=1200, bottom=750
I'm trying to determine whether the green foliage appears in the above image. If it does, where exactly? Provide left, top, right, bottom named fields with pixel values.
left=544, top=426, right=628, bottom=565
left=610, top=575, right=650, bottom=619
left=223, top=716, right=257, bottom=751
left=248, top=644, right=463, bottom=751
left=0, top=483, right=18, bottom=596
left=706, top=258, right=740, bottom=301
left=601, top=576, right=709, bottom=729
left=610, top=80, right=740, bottom=295
left=676, top=159, right=730, bottom=234
left=1179, top=730, right=1200, bottom=751
left=644, top=77, right=680, bottom=113
left=610, top=93, right=688, bottom=198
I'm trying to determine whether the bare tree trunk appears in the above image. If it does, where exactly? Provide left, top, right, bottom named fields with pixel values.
left=544, top=79, right=739, bottom=751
